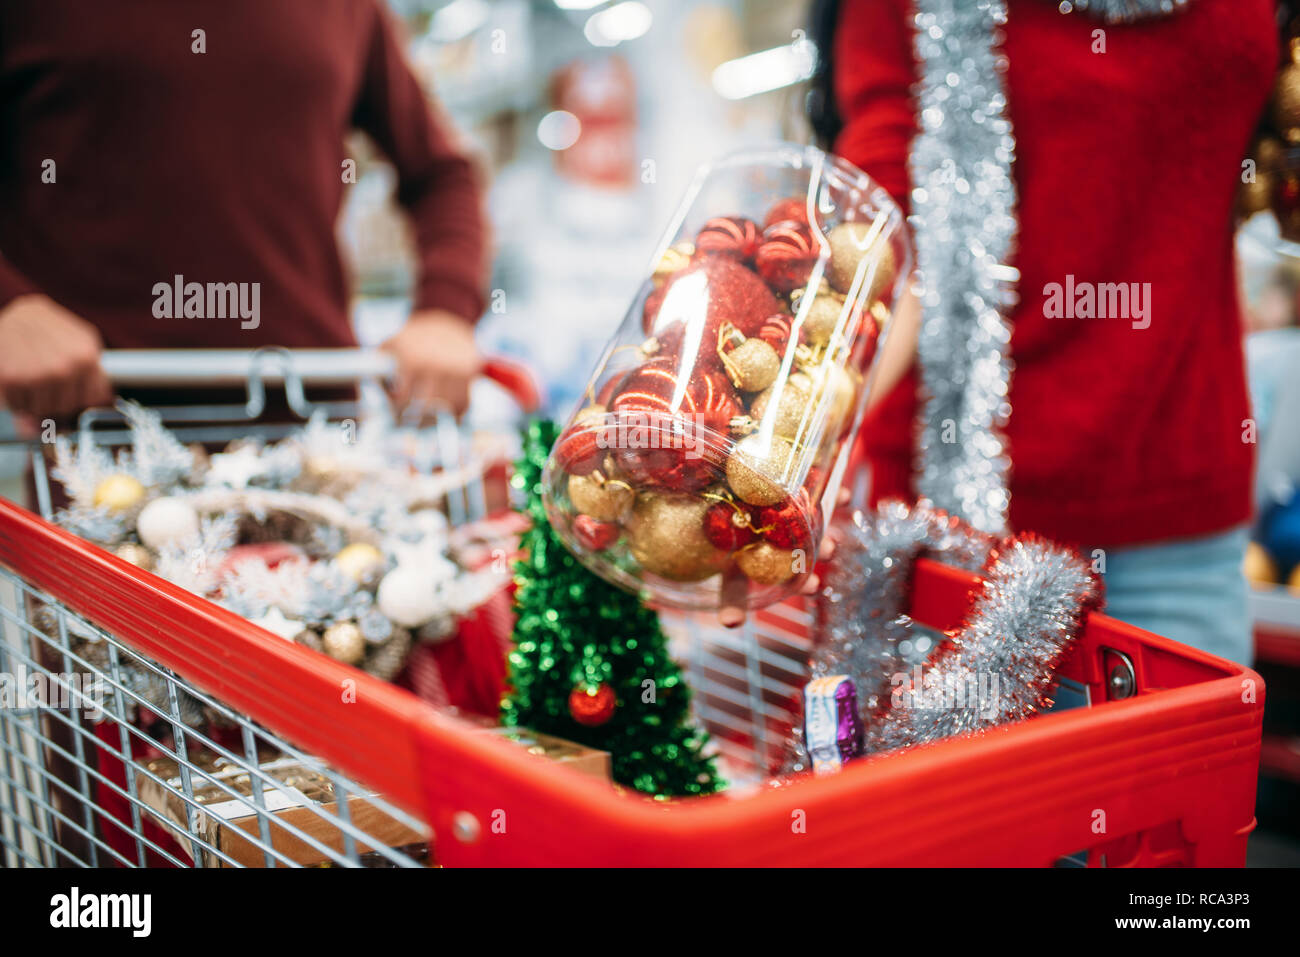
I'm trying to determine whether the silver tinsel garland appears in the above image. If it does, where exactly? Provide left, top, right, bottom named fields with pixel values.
left=786, top=502, right=1100, bottom=770
left=1061, top=0, right=1191, bottom=24
left=861, top=529, right=1101, bottom=755
left=911, top=0, right=1019, bottom=536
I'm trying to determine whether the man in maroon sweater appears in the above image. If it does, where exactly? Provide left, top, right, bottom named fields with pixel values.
left=0, top=0, right=487, bottom=420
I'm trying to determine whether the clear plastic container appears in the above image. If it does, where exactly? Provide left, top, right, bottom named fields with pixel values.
left=543, top=144, right=912, bottom=610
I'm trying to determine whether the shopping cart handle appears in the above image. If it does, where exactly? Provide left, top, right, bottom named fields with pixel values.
left=98, top=348, right=540, bottom=413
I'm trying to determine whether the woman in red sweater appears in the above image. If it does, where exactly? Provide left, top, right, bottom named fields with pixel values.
left=819, top=0, right=1276, bottom=663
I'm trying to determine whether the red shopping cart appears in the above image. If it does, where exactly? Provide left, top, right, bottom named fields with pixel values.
left=0, top=350, right=1266, bottom=866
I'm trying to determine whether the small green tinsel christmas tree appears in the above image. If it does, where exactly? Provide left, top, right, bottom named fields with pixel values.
left=501, top=420, right=721, bottom=798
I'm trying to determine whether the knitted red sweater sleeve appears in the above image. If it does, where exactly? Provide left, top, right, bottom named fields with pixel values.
left=831, top=0, right=918, bottom=213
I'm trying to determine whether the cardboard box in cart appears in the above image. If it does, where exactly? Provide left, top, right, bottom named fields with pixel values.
left=0, top=496, right=1265, bottom=867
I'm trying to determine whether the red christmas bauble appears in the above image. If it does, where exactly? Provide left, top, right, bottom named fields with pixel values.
left=702, top=501, right=758, bottom=551
left=573, top=514, right=620, bottom=550
left=612, top=360, right=741, bottom=435
left=569, top=682, right=617, bottom=727
left=757, top=313, right=793, bottom=352
left=554, top=421, right=605, bottom=476
left=695, top=215, right=762, bottom=261
left=642, top=257, right=780, bottom=339
left=764, top=197, right=809, bottom=228
left=756, top=497, right=813, bottom=552
left=647, top=321, right=725, bottom=372
left=755, top=220, right=818, bottom=294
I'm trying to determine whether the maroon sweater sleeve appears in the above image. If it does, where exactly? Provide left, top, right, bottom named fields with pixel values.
left=0, top=255, right=39, bottom=310
left=351, top=3, right=488, bottom=322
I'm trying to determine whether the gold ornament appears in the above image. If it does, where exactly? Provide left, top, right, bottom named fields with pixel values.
left=1275, top=39, right=1300, bottom=144
left=93, top=474, right=146, bottom=513
left=795, top=289, right=849, bottom=346
left=826, top=222, right=897, bottom=302
left=575, top=403, right=608, bottom=427
left=626, top=493, right=726, bottom=582
left=725, top=434, right=796, bottom=506
left=810, top=363, right=859, bottom=436
left=736, top=542, right=798, bottom=585
left=568, top=472, right=634, bottom=522
left=335, top=542, right=386, bottom=584
left=1243, top=542, right=1278, bottom=587
left=1239, top=172, right=1274, bottom=218
left=322, top=622, right=366, bottom=666
left=722, top=337, right=780, bottom=392
left=653, top=242, right=695, bottom=284
left=749, top=374, right=815, bottom=439
left=113, top=542, right=154, bottom=571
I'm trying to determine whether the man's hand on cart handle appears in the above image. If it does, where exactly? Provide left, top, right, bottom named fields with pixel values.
left=381, top=309, right=480, bottom=420
left=0, top=293, right=112, bottom=427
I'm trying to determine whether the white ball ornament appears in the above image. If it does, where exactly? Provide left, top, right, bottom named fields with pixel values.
left=376, top=565, right=443, bottom=629
left=135, top=497, right=200, bottom=550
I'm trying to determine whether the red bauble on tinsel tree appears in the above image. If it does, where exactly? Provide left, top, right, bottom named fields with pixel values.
left=642, top=257, right=780, bottom=339
left=568, top=682, right=617, bottom=727
left=695, top=215, right=762, bottom=261
left=755, top=220, right=818, bottom=293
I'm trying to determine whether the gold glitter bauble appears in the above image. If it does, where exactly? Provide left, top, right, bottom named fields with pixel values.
left=749, top=374, right=814, bottom=438
left=653, top=242, right=695, bottom=284
left=810, top=363, right=859, bottom=435
left=723, top=338, right=780, bottom=392
left=626, top=493, right=725, bottom=582
left=568, top=473, right=634, bottom=522
left=334, top=542, right=386, bottom=584
left=575, top=403, right=607, bottom=427
left=736, top=542, right=798, bottom=585
left=826, top=222, right=897, bottom=302
left=114, top=542, right=155, bottom=571
left=1243, top=542, right=1278, bottom=586
left=322, top=622, right=366, bottom=666
left=1258, top=137, right=1284, bottom=173
left=797, top=290, right=849, bottom=346
left=1240, top=172, right=1274, bottom=218
left=1274, top=44, right=1300, bottom=144
left=93, top=474, right=146, bottom=513
left=725, top=434, right=796, bottom=506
